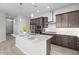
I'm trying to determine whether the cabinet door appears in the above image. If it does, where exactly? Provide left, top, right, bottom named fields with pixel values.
left=77, top=38, right=79, bottom=50
left=51, top=35, right=56, bottom=44
left=35, top=18, right=40, bottom=25
left=68, top=12, right=74, bottom=27
left=55, top=35, right=62, bottom=46
left=68, top=36, right=75, bottom=49
left=68, top=11, right=79, bottom=28
left=62, top=13, right=68, bottom=28
left=56, top=15, right=62, bottom=28
left=43, top=17, right=48, bottom=28
left=30, top=19, right=36, bottom=25
left=77, top=42, right=79, bottom=50
left=61, top=35, right=69, bottom=47
left=73, top=11, right=79, bottom=27
left=35, top=17, right=43, bottom=26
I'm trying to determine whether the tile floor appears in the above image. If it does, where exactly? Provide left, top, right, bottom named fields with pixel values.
left=0, top=34, right=78, bottom=55
left=0, top=34, right=24, bottom=55
left=50, top=44, right=79, bottom=55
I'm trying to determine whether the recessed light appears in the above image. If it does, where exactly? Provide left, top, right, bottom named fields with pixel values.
left=47, top=6, right=50, bottom=9
left=32, top=3, right=35, bottom=6
left=37, top=10, right=40, bottom=13
left=30, top=13, right=34, bottom=18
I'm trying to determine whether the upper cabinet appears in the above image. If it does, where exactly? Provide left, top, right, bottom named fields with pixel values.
left=68, top=11, right=79, bottom=28
left=43, top=17, right=48, bottom=28
left=56, top=14, right=62, bottom=28
left=30, top=17, right=48, bottom=28
left=62, top=13, right=68, bottom=28
left=56, top=10, right=79, bottom=28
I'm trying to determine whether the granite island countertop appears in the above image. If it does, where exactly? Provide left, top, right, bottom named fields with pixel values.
left=12, top=33, right=53, bottom=43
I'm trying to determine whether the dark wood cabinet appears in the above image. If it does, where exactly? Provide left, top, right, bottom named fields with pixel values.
left=36, top=17, right=43, bottom=26
left=42, top=33, right=78, bottom=50
left=51, top=34, right=77, bottom=50
left=56, top=10, right=79, bottom=28
left=68, top=36, right=76, bottom=49
left=77, top=38, right=79, bottom=50
left=68, top=12, right=76, bottom=27
left=43, top=17, right=48, bottom=28
left=30, top=17, right=48, bottom=28
left=56, top=14, right=62, bottom=28
left=62, top=13, right=68, bottom=28
left=73, top=11, right=79, bottom=27
left=30, top=19, right=36, bottom=25
left=51, top=35, right=56, bottom=44
left=61, top=35, right=69, bottom=47
left=55, top=35, right=62, bottom=46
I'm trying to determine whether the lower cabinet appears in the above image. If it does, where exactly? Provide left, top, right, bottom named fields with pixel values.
left=61, top=35, right=69, bottom=47
left=55, top=35, right=62, bottom=46
left=51, top=34, right=77, bottom=50
left=68, top=36, right=77, bottom=49
left=77, top=38, right=79, bottom=51
left=51, top=34, right=56, bottom=44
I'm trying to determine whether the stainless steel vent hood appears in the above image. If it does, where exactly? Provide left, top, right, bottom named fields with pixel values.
left=48, top=10, right=56, bottom=24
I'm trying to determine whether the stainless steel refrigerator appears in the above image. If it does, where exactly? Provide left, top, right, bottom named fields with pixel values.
left=30, top=24, right=36, bottom=33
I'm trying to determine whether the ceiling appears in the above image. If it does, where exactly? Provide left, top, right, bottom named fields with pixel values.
left=0, top=3, right=72, bottom=18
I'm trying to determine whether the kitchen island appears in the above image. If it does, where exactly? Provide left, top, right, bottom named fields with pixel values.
left=12, top=34, right=52, bottom=55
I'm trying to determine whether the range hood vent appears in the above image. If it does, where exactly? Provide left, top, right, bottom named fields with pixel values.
left=48, top=10, right=56, bottom=24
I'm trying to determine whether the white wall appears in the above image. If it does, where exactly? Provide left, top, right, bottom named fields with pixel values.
left=53, top=3, right=79, bottom=35
left=0, top=13, right=6, bottom=43
left=45, top=23, right=56, bottom=32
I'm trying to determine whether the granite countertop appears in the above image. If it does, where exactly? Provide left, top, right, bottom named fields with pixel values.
left=12, top=34, right=53, bottom=43
left=42, top=31, right=56, bottom=34
left=42, top=31, right=79, bottom=37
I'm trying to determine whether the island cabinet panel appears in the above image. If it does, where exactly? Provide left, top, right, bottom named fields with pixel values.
left=56, top=10, right=79, bottom=28
left=47, top=39, right=51, bottom=55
